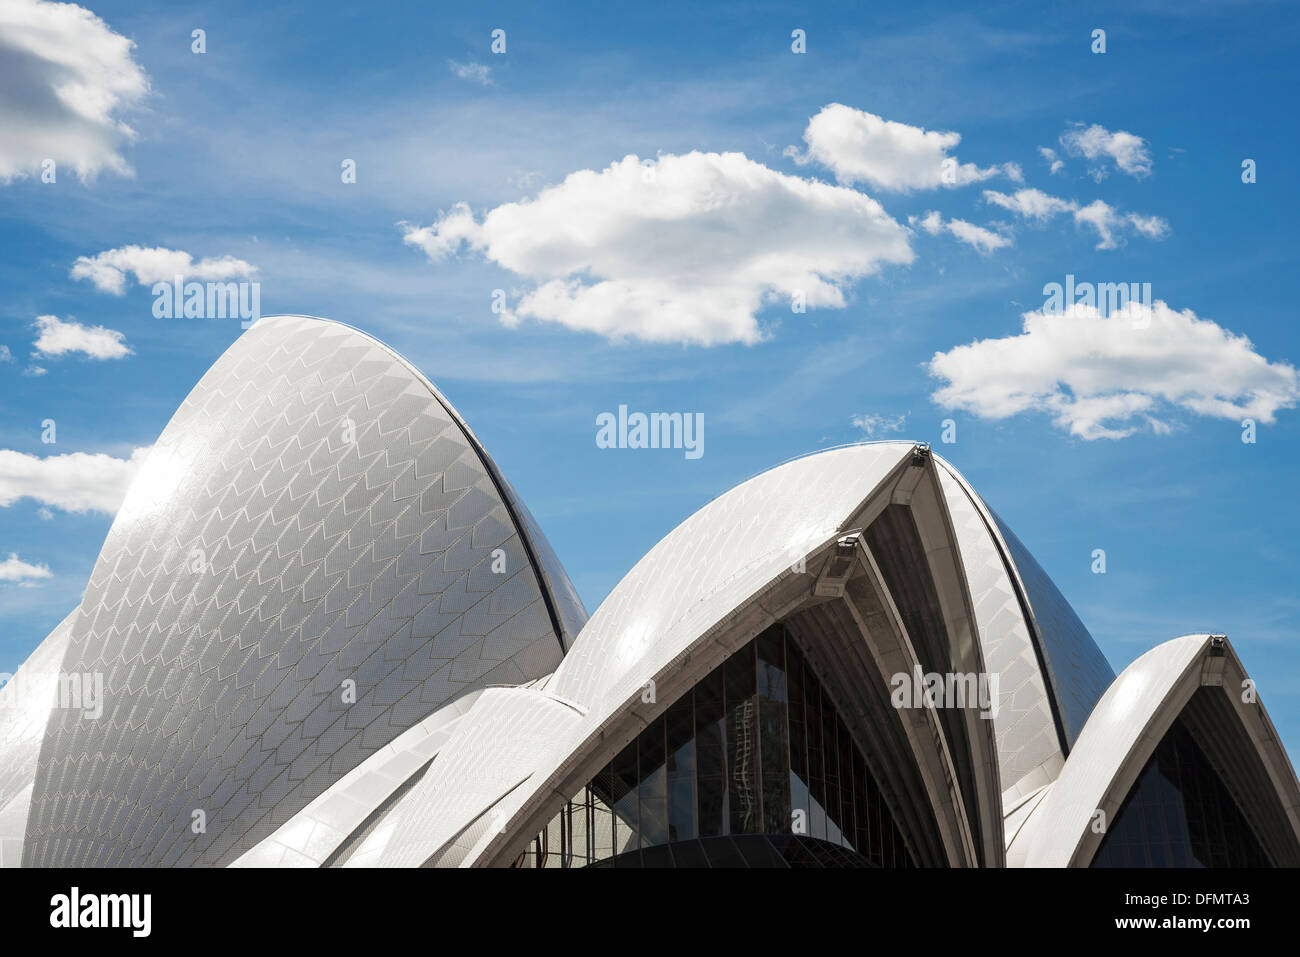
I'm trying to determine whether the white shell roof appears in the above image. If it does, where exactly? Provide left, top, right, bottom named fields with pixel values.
left=1011, top=634, right=1208, bottom=866
left=354, top=440, right=1124, bottom=866
left=349, top=442, right=914, bottom=865
left=0, top=610, right=75, bottom=867
left=4, top=315, right=1131, bottom=868
left=935, top=463, right=1065, bottom=797
left=550, top=442, right=911, bottom=714
left=21, top=315, right=586, bottom=867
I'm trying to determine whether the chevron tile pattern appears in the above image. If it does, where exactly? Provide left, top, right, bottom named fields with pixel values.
left=0, top=610, right=76, bottom=867
left=991, top=513, right=1115, bottom=747
left=23, top=315, right=583, bottom=867
left=936, top=466, right=1063, bottom=794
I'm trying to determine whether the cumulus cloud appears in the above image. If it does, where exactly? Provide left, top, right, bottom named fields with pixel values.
left=851, top=412, right=908, bottom=437
left=983, top=188, right=1169, bottom=250
left=0, top=446, right=151, bottom=513
left=401, top=150, right=914, bottom=345
left=0, top=0, right=150, bottom=183
left=788, top=103, right=1021, bottom=192
left=448, top=59, right=492, bottom=85
left=70, top=245, right=258, bottom=295
left=1059, top=123, right=1153, bottom=180
left=0, top=345, right=12, bottom=363
left=0, top=552, right=52, bottom=584
left=910, top=210, right=1011, bottom=254
left=32, top=314, right=130, bottom=359
left=928, top=301, right=1300, bottom=440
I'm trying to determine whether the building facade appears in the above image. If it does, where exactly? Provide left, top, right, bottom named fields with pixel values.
left=1, top=315, right=1297, bottom=868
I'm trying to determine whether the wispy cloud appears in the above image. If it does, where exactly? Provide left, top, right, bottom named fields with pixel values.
left=1059, top=122, right=1153, bottom=180
left=448, top=59, right=493, bottom=85
left=851, top=412, right=908, bottom=437
left=983, top=188, right=1169, bottom=249
left=909, top=210, right=1011, bottom=254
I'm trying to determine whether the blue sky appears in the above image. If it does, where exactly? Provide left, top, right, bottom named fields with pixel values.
left=1, top=0, right=1298, bottom=761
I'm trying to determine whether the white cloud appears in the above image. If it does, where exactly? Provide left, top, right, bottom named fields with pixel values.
left=0, top=446, right=151, bottom=513
left=0, top=0, right=150, bottom=183
left=946, top=218, right=1012, bottom=254
left=1071, top=199, right=1123, bottom=249
left=0, top=345, right=12, bottom=363
left=983, top=187, right=1076, bottom=221
left=982, top=188, right=1169, bottom=250
left=929, top=301, right=1300, bottom=440
left=448, top=59, right=492, bottom=85
left=32, top=314, right=130, bottom=359
left=1060, top=123, right=1153, bottom=180
left=401, top=150, right=914, bottom=345
left=70, top=245, right=258, bottom=295
left=788, top=103, right=1021, bottom=192
left=909, top=210, right=1010, bottom=254
left=1038, top=146, right=1064, bottom=174
left=1126, top=211, right=1172, bottom=240
left=22, top=364, right=47, bottom=377
left=851, top=412, right=908, bottom=437
left=1073, top=200, right=1171, bottom=250
left=0, top=552, right=52, bottom=584
left=912, top=210, right=944, bottom=235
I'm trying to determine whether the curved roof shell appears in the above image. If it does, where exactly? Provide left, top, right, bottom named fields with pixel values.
left=0, top=611, right=76, bottom=867
left=22, top=315, right=585, bottom=867
left=11, top=312, right=1284, bottom=869
left=349, top=443, right=934, bottom=866
left=1010, top=634, right=1300, bottom=866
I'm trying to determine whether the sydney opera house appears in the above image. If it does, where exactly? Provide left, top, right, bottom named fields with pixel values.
left=1, top=314, right=1297, bottom=869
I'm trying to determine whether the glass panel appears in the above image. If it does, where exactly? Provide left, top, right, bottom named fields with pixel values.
left=665, top=694, right=697, bottom=841
left=519, top=624, right=920, bottom=867
left=694, top=666, right=726, bottom=838
left=852, top=750, right=870, bottom=859
left=787, top=636, right=810, bottom=839
left=838, top=715, right=856, bottom=851
left=758, top=627, right=791, bottom=834
left=700, top=835, right=747, bottom=868
left=822, top=688, right=842, bottom=846
left=725, top=642, right=759, bottom=834
left=611, top=741, right=639, bottom=854
left=1093, top=717, right=1271, bottom=868
left=669, top=838, right=708, bottom=868
left=638, top=715, right=667, bottom=847
left=806, top=674, right=828, bottom=841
